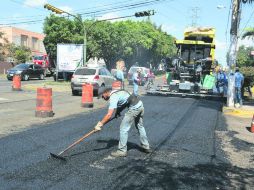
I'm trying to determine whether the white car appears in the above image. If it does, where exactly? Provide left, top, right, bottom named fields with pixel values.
left=71, top=66, right=115, bottom=96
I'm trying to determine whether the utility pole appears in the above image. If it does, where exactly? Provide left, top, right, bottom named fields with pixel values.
left=227, top=0, right=242, bottom=107
left=190, top=7, right=200, bottom=27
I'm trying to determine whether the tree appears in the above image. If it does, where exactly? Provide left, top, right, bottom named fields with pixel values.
left=43, top=15, right=177, bottom=70
left=8, top=44, right=31, bottom=63
left=0, top=31, right=9, bottom=61
left=236, top=45, right=254, bottom=66
left=242, top=0, right=254, bottom=3
left=242, top=28, right=254, bottom=39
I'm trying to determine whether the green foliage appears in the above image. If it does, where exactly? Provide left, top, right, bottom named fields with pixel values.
left=43, top=15, right=176, bottom=70
left=8, top=44, right=31, bottom=63
left=236, top=45, right=254, bottom=66
left=239, top=66, right=254, bottom=86
left=0, top=31, right=9, bottom=61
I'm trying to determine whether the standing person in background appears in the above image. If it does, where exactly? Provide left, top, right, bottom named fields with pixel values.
left=115, top=60, right=125, bottom=89
left=234, top=67, right=244, bottom=107
left=133, top=69, right=141, bottom=96
left=222, top=67, right=228, bottom=97
left=216, top=67, right=227, bottom=97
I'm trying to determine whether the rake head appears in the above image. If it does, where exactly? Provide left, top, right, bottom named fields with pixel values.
left=49, top=153, right=67, bottom=161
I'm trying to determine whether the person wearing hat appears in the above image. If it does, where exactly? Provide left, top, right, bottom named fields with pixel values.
left=132, top=68, right=142, bottom=96
left=93, top=88, right=151, bottom=157
left=234, top=67, right=244, bottom=107
left=115, top=60, right=125, bottom=89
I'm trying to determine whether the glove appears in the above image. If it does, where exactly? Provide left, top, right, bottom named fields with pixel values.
left=94, top=121, right=103, bottom=131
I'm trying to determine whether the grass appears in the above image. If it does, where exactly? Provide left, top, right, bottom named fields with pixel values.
left=23, top=80, right=71, bottom=92
left=0, top=74, right=6, bottom=79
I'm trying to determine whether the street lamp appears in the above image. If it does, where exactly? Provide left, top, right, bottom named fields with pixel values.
left=44, top=4, right=86, bottom=67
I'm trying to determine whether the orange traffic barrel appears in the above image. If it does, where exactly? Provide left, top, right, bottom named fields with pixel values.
left=35, top=87, right=54, bottom=117
left=81, top=83, right=94, bottom=108
left=112, top=81, right=122, bottom=90
left=12, top=75, right=21, bottom=91
left=251, top=115, right=254, bottom=133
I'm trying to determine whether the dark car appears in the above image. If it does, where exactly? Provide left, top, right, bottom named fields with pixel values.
left=6, top=63, right=45, bottom=81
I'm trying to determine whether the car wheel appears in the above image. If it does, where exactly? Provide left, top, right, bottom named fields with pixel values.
left=23, top=74, right=29, bottom=81
left=39, top=73, right=45, bottom=80
left=72, top=90, right=79, bottom=96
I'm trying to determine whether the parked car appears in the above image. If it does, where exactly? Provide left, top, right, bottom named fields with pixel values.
left=71, top=66, right=115, bottom=96
left=6, top=63, right=45, bottom=81
left=127, top=66, right=151, bottom=85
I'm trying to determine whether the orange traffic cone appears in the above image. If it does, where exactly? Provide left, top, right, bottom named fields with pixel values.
left=251, top=115, right=254, bottom=133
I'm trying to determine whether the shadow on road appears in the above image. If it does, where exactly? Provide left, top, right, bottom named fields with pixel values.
left=107, top=159, right=254, bottom=190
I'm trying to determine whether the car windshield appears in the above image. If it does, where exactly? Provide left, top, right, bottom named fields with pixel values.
left=14, top=64, right=29, bottom=69
left=75, top=68, right=96, bottom=75
left=33, top=56, right=43, bottom=60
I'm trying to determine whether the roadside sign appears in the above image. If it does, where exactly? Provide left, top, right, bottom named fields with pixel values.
left=57, top=44, right=83, bottom=72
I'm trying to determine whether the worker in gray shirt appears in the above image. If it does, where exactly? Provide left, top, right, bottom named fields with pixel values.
left=94, top=88, right=151, bottom=157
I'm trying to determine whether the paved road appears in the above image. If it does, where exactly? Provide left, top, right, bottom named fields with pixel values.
left=1, top=95, right=253, bottom=189
left=0, top=77, right=54, bottom=93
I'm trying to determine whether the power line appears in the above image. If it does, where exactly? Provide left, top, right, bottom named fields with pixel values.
left=0, top=0, right=168, bottom=26
left=225, top=0, right=233, bottom=44
left=238, top=3, right=254, bottom=37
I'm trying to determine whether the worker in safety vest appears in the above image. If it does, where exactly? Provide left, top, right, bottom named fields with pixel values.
left=94, top=88, right=151, bottom=157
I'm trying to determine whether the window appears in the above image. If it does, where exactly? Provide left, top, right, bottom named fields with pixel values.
left=32, top=37, right=38, bottom=50
left=75, top=68, right=96, bottom=75
left=21, top=35, right=28, bottom=47
left=99, top=68, right=107, bottom=75
left=104, top=68, right=111, bottom=76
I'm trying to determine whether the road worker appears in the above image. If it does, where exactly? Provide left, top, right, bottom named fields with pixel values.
left=94, top=88, right=151, bottom=157
left=234, top=67, right=244, bottom=107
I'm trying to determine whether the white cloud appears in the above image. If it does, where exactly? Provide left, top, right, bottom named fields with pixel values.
left=161, top=24, right=177, bottom=34
left=24, top=0, right=47, bottom=7
left=98, top=13, right=120, bottom=22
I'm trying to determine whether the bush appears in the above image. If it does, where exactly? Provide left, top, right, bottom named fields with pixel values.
left=240, top=66, right=254, bottom=86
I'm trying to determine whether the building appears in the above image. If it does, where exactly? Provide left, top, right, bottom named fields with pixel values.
left=0, top=26, right=46, bottom=56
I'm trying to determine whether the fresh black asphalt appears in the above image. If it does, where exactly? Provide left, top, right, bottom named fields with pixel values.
left=1, top=95, right=254, bottom=189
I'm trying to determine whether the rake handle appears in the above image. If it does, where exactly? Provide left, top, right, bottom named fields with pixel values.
left=56, top=116, right=116, bottom=156
left=58, top=129, right=97, bottom=156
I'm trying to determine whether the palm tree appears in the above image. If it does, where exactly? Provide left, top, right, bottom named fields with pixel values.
left=242, top=28, right=254, bottom=39
left=242, top=0, right=254, bottom=3
left=241, top=0, right=254, bottom=38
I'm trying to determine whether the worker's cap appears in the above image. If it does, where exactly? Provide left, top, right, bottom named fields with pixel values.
left=97, top=87, right=112, bottom=99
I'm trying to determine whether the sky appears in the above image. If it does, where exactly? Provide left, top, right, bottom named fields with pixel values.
left=0, top=0, right=254, bottom=66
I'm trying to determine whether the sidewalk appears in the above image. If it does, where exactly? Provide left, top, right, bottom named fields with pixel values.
left=223, top=100, right=254, bottom=118
left=220, top=100, right=254, bottom=169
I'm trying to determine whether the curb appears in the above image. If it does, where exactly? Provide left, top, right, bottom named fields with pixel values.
left=223, top=106, right=254, bottom=118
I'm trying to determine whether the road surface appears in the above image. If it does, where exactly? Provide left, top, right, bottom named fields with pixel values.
left=1, top=95, right=253, bottom=189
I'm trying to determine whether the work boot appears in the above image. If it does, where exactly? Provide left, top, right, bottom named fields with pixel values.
left=111, top=150, right=127, bottom=157
left=142, top=148, right=152, bottom=154
left=141, top=145, right=152, bottom=154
